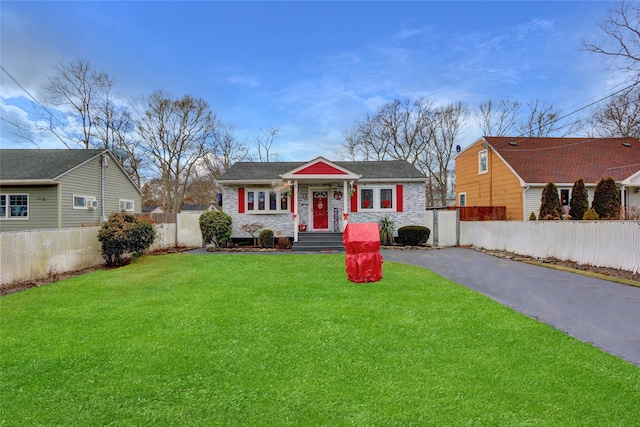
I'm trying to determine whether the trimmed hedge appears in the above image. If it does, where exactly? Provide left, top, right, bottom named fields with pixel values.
left=398, top=225, right=430, bottom=246
left=258, top=229, right=274, bottom=248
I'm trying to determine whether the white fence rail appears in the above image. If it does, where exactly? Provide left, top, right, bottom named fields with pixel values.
left=460, top=221, right=640, bottom=273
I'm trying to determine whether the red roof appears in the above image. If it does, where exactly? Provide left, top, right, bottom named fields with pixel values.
left=485, top=136, right=640, bottom=184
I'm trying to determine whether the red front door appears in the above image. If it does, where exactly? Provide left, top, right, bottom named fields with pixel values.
left=312, top=191, right=329, bottom=230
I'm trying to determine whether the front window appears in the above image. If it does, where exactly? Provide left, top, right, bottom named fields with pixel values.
left=361, top=189, right=374, bottom=209
left=478, top=150, right=488, bottom=174
left=459, top=193, right=466, bottom=207
left=0, top=194, right=29, bottom=219
left=359, top=186, right=395, bottom=211
left=246, top=188, right=289, bottom=213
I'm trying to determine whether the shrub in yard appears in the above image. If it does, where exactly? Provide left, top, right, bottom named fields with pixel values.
left=98, top=212, right=156, bottom=266
left=241, top=222, right=264, bottom=246
left=592, top=176, right=621, bottom=220
left=258, top=229, right=274, bottom=248
left=569, top=178, right=589, bottom=221
left=276, top=237, right=291, bottom=250
left=529, top=211, right=537, bottom=221
left=378, top=215, right=396, bottom=246
left=199, top=211, right=232, bottom=247
left=397, top=225, right=430, bottom=246
left=539, top=182, right=561, bottom=220
left=583, top=207, right=600, bottom=220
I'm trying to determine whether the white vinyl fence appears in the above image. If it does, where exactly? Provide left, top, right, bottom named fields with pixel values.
left=460, top=220, right=640, bottom=273
left=0, top=227, right=104, bottom=287
left=1, top=213, right=206, bottom=288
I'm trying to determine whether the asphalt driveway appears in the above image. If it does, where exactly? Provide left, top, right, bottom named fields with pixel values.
left=381, top=248, right=640, bottom=367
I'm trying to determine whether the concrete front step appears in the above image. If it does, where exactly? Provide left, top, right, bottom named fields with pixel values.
left=294, top=232, right=344, bottom=253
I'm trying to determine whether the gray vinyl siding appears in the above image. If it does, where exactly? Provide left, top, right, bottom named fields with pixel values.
left=524, top=185, right=596, bottom=220
left=57, top=155, right=141, bottom=228
left=0, top=185, right=59, bottom=231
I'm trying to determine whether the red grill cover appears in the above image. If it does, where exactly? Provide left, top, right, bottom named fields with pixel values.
left=342, top=223, right=383, bottom=283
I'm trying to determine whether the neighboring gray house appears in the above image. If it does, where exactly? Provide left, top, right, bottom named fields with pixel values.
left=217, top=157, right=428, bottom=241
left=0, top=149, right=142, bottom=231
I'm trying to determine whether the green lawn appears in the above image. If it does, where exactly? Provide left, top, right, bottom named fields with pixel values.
left=1, top=254, right=638, bottom=426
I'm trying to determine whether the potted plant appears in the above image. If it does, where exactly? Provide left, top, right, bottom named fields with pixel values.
left=382, top=200, right=391, bottom=208
left=363, top=200, right=371, bottom=208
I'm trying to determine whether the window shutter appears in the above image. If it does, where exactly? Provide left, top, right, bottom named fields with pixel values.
left=396, top=185, right=403, bottom=212
left=350, top=185, right=358, bottom=212
left=290, top=187, right=295, bottom=213
left=238, top=187, right=245, bottom=213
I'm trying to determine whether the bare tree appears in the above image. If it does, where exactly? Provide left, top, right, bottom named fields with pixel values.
left=253, top=127, right=280, bottom=162
left=475, top=98, right=521, bottom=136
left=583, top=2, right=640, bottom=81
left=201, top=122, right=250, bottom=177
left=420, top=102, right=469, bottom=206
left=517, top=99, right=562, bottom=137
left=585, top=86, right=640, bottom=138
left=45, top=58, right=112, bottom=148
left=342, top=97, right=468, bottom=206
left=342, top=98, right=435, bottom=163
left=135, top=91, right=218, bottom=215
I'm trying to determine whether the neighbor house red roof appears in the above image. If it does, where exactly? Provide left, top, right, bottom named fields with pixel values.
left=485, top=136, right=640, bottom=184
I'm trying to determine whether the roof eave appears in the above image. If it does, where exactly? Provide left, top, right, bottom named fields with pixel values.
left=358, top=178, right=428, bottom=183
left=0, top=179, right=58, bottom=185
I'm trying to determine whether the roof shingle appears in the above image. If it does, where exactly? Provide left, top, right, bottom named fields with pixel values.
left=218, top=159, right=427, bottom=181
left=485, top=137, right=640, bottom=183
left=0, top=149, right=103, bottom=181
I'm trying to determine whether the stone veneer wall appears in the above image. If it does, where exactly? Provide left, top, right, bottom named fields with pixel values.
left=347, top=182, right=427, bottom=234
left=222, top=182, right=426, bottom=238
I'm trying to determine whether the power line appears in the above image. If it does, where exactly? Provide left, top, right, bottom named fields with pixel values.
left=1, top=65, right=76, bottom=142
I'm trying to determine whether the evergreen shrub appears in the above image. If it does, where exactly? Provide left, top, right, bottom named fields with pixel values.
left=539, top=182, right=562, bottom=220
left=258, top=229, right=274, bottom=248
left=592, top=176, right=621, bottom=220
left=199, top=211, right=232, bottom=247
left=398, top=225, right=430, bottom=246
left=583, top=207, right=600, bottom=220
left=569, top=178, right=589, bottom=221
left=97, top=212, right=156, bottom=266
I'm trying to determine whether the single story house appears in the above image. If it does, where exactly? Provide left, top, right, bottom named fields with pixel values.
left=180, top=204, right=218, bottom=214
left=455, top=136, right=640, bottom=220
left=142, top=205, right=164, bottom=214
left=0, top=149, right=142, bottom=231
left=217, top=157, right=428, bottom=241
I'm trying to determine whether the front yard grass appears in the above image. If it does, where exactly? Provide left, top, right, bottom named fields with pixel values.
left=1, top=254, right=639, bottom=426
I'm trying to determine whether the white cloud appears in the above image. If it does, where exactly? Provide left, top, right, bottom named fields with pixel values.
left=228, top=74, right=260, bottom=88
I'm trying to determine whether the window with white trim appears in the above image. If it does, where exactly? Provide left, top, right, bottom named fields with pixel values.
left=359, top=186, right=395, bottom=211
left=119, top=199, right=135, bottom=212
left=0, top=194, right=29, bottom=219
left=246, top=188, right=289, bottom=213
left=459, top=192, right=466, bottom=207
left=73, top=195, right=97, bottom=209
left=478, top=150, right=488, bottom=174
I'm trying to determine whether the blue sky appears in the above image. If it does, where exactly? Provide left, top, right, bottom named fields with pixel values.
left=0, top=1, right=624, bottom=160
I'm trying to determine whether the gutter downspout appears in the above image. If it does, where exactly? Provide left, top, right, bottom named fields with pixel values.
left=100, top=153, right=106, bottom=222
left=523, top=185, right=530, bottom=221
